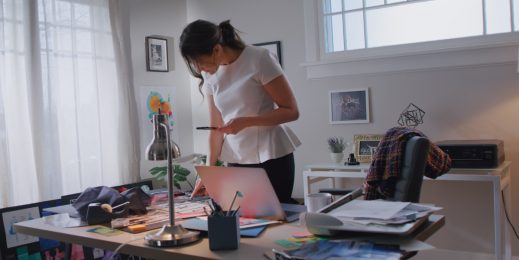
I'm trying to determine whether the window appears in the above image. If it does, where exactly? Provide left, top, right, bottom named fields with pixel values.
left=0, top=0, right=136, bottom=207
left=322, top=0, right=518, bottom=53
left=302, top=0, right=519, bottom=78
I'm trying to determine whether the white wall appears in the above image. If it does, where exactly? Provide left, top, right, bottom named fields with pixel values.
left=128, top=0, right=519, bottom=256
left=128, top=0, right=196, bottom=185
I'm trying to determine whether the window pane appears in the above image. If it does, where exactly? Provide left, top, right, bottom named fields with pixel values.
left=323, top=0, right=342, bottom=14
left=344, top=0, right=362, bottom=11
left=324, top=14, right=345, bottom=52
left=485, top=0, right=511, bottom=34
left=76, top=30, right=92, bottom=53
left=366, top=0, right=483, bottom=48
left=55, top=1, right=72, bottom=26
left=74, top=3, right=91, bottom=28
left=365, top=0, right=384, bottom=8
left=345, top=11, right=365, bottom=50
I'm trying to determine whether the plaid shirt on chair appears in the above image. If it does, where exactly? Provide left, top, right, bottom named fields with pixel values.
left=364, top=127, right=452, bottom=200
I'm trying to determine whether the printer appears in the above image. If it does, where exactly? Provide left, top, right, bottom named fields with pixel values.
left=436, top=139, right=504, bottom=168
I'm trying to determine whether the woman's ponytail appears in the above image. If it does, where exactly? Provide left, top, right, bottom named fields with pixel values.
left=218, top=20, right=245, bottom=50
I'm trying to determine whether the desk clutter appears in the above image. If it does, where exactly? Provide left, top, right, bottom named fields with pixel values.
left=303, top=200, right=441, bottom=236
left=267, top=227, right=435, bottom=260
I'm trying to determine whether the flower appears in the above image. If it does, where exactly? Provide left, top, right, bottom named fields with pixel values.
left=149, top=95, right=161, bottom=113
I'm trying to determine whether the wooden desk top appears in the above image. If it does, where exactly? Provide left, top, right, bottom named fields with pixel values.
left=14, top=215, right=444, bottom=260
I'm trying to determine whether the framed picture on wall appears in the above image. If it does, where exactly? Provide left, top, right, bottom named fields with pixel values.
left=145, top=36, right=169, bottom=72
left=353, top=134, right=384, bottom=163
left=329, top=88, right=370, bottom=124
left=253, top=41, right=282, bottom=67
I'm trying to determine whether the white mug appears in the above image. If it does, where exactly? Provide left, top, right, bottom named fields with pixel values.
left=306, top=193, right=332, bottom=213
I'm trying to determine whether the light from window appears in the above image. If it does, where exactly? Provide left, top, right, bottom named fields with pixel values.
left=323, top=0, right=518, bottom=53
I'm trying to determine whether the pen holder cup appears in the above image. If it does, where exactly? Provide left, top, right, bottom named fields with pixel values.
left=208, top=211, right=240, bottom=250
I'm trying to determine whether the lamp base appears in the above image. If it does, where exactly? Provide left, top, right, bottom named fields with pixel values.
left=144, top=224, right=200, bottom=247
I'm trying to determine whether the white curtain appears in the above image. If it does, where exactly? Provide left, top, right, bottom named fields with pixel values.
left=0, top=0, right=138, bottom=207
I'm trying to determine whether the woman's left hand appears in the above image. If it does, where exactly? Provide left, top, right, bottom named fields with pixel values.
left=219, top=117, right=250, bottom=135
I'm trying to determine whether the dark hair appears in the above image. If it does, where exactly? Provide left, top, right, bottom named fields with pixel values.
left=179, top=20, right=245, bottom=93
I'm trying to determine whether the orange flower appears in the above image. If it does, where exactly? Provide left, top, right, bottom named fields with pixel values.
left=149, top=95, right=161, bottom=113
left=161, top=102, right=171, bottom=115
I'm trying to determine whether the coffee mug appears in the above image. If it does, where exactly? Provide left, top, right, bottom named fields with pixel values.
left=306, top=193, right=332, bottom=213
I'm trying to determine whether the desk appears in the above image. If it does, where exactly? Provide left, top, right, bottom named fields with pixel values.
left=14, top=215, right=444, bottom=260
left=303, top=161, right=512, bottom=260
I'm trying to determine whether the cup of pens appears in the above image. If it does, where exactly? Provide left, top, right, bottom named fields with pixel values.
left=207, top=191, right=242, bottom=250
left=208, top=210, right=240, bottom=250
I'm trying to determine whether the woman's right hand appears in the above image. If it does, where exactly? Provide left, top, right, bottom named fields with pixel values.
left=190, top=178, right=208, bottom=198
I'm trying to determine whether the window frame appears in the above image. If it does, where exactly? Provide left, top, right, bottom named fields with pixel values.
left=302, top=0, right=519, bottom=78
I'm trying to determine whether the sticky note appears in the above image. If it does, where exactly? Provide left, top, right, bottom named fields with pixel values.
left=274, top=239, right=301, bottom=249
left=128, top=224, right=147, bottom=232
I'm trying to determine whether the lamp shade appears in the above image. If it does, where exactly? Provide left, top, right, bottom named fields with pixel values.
left=146, top=114, right=180, bottom=160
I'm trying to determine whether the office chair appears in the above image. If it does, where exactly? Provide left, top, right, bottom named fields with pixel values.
left=319, top=135, right=430, bottom=203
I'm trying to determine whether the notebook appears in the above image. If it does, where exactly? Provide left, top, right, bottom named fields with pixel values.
left=195, top=166, right=305, bottom=221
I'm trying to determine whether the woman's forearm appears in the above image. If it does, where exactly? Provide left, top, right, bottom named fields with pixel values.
left=208, top=131, right=224, bottom=165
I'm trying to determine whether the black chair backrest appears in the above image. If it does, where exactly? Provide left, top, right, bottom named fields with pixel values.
left=391, top=136, right=429, bottom=203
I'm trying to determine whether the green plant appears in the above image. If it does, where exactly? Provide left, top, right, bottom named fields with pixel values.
left=327, top=136, right=345, bottom=153
left=149, top=165, right=193, bottom=190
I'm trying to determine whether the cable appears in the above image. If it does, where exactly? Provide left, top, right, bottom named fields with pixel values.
left=108, top=237, right=143, bottom=260
left=501, top=190, right=519, bottom=240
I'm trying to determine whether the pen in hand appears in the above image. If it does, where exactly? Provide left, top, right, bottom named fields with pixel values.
left=196, top=126, right=217, bottom=130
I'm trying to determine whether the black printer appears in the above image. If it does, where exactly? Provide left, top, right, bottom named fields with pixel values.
left=436, top=139, right=504, bottom=168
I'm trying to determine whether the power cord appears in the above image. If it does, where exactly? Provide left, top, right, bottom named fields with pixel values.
left=501, top=190, right=519, bottom=240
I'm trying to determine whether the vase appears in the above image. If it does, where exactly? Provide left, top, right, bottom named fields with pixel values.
left=330, top=152, right=344, bottom=164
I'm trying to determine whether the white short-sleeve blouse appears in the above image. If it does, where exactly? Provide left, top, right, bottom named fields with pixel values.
left=202, top=45, right=301, bottom=164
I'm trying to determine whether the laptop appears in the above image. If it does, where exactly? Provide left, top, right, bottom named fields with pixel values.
left=195, top=166, right=305, bottom=221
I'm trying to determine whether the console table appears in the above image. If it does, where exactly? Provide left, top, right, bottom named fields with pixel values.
left=302, top=161, right=512, bottom=260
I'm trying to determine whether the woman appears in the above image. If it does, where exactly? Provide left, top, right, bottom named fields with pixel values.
left=179, top=19, right=300, bottom=203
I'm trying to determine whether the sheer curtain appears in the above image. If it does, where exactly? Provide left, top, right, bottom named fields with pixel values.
left=0, top=0, right=138, bottom=207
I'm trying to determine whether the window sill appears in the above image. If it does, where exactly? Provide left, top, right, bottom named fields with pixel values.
left=301, top=33, right=519, bottom=79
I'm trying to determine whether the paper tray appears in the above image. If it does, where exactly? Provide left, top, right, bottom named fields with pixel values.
left=303, top=212, right=428, bottom=236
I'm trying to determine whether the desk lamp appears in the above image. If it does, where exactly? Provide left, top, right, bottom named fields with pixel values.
left=144, top=113, right=200, bottom=247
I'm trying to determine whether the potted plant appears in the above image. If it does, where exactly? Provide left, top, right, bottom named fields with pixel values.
left=327, top=136, right=345, bottom=163
left=149, top=165, right=194, bottom=190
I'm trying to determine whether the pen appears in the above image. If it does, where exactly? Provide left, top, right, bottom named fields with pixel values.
left=231, top=206, right=240, bottom=216
left=227, top=191, right=243, bottom=216
left=196, top=126, right=217, bottom=130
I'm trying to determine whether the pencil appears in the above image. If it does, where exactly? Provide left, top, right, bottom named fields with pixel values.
left=196, top=127, right=217, bottom=130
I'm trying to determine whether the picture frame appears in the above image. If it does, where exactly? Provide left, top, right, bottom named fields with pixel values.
left=253, top=41, right=282, bottom=67
left=354, top=134, right=384, bottom=163
left=329, top=88, right=370, bottom=124
left=145, top=36, right=169, bottom=72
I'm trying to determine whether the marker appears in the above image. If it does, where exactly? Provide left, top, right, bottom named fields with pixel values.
left=196, top=127, right=217, bottom=130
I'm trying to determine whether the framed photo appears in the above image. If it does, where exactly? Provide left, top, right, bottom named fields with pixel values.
left=329, top=88, right=370, bottom=124
left=253, top=41, right=282, bottom=67
left=354, top=134, right=384, bottom=163
left=145, top=36, right=169, bottom=72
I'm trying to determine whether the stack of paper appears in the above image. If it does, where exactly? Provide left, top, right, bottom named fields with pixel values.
left=329, top=200, right=441, bottom=225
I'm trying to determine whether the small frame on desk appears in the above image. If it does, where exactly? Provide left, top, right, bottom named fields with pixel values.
left=354, top=134, right=383, bottom=163
left=145, top=36, right=169, bottom=72
left=253, top=41, right=282, bottom=67
left=329, top=88, right=370, bottom=124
